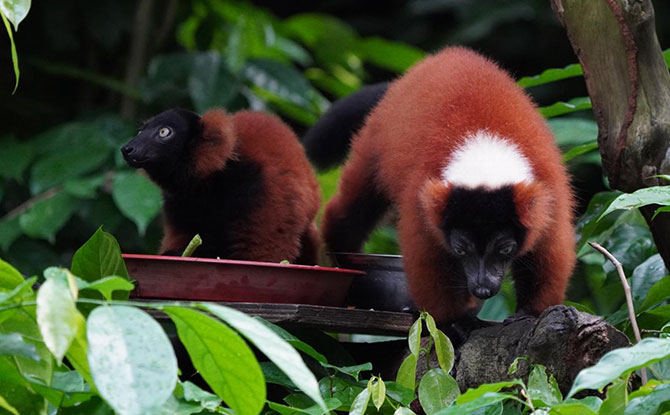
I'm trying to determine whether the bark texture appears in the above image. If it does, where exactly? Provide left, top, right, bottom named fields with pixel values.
left=550, top=0, right=670, bottom=266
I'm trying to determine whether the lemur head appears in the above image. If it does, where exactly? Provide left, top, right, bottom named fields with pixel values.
left=420, top=131, right=551, bottom=299
left=121, top=108, right=202, bottom=180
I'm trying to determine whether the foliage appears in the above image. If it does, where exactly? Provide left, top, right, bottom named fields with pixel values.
left=2, top=230, right=670, bottom=414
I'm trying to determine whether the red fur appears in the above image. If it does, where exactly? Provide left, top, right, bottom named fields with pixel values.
left=322, top=47, right=575, bottom=322
left=163, top=109, right=321, bottom=264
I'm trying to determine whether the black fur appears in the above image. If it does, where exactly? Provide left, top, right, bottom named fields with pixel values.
left=121, top=108, right=265, bottom=258
left=441, top=186, right=528, bottom=299
left=441, top=186, right=527, bottom=249
left=303, top=83, right=389, bottom=170
left=161, top=160, right=264, bottom=258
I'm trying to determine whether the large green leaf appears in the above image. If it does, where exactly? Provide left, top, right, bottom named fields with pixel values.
left=567, top=338, right=670, bottom=398
left=70, top=227, right=129, bottom=283
left=539, top=97, right=592, bottom=118
left=418, top=368, right=460, bottom=415
left=0, top=137, right=34, bottom=180
left=631, top=254, right=667, bottom=309
left=0, top=0, right=31, bottom=30
left=243, top=58, right=313, bottom=108
left=0, top=258, right=23, bottom=290
left=517, top=63, right=583, bottom=88
left=36, top=277, right=84, bottom=364
left=598, top=186, right=670, bottom=221
left=455, top=381, right=523, bottom=404
left=30, top=126, right=111, bottom=194
left=349, top=388, right=370, bottom=415
left=0, top=332, right=38, bottom=360
left=425, top=313, right=455, bottom=373
left=435, top=393, right=514, bottom=415
left=164, top=307, right=265, bottom=415
left=598, top=377, right=626, bottom=415
left=18, top=191, right=77, bottom=243
left=359, top=37, right=425, bottom=73
left=640, top=275, right=670, bottom=312
left=201, top=303, right=327, bottom=412
left=624, top=383, right=670, bottom=415
left=87, top=306, right=178, bottom=415
left=527, top=365, right=562, bottom=408
left=112, top=171, right=161, bottom=236
left=396, top=354, right=418, bottom=391
left=0, top=216, right=21, bottom=251
left=187, top=52, right=238, bottom=113
left=254, top=317, right=328, bottom=364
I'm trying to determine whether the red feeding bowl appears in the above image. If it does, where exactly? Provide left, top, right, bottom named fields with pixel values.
left=122, top=254, right=363, bottom=307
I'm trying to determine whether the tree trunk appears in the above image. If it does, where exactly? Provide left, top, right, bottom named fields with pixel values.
left=550, top=0, right=670, bottom=268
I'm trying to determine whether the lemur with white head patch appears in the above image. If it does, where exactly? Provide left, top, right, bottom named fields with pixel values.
left=305, top=47, right=575, bottom=323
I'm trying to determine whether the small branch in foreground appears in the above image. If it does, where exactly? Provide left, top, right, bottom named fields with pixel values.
left=588, top=241, right=647, bottom=385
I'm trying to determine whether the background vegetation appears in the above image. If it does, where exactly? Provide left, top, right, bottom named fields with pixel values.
left=3, top=0, right=670, bottom=414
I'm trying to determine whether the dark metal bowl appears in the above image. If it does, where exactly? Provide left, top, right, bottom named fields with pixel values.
left=330, top=252, right=417, bottom=313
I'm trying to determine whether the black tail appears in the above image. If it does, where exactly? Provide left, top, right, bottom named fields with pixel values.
left=303, top=82, right=389, bottom=171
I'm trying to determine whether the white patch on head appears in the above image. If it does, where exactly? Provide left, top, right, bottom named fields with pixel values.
left=441, top=130, right=534, bottom=188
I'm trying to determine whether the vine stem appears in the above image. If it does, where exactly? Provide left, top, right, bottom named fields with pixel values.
left=588, top=241, right=648, bottom=385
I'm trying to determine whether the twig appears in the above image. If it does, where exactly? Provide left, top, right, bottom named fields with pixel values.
left=588, top=241, right=647, bottom=385
left=3, top=186, right=62, bottom=220
left=182, top=234, right=203, bottom=257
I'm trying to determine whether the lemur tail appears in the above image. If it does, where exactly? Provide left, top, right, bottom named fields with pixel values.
left=303, top=82, right=388, bottom=171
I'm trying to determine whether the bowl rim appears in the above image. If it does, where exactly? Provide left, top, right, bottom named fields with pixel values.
left=122, top=253, right=365, bottom=275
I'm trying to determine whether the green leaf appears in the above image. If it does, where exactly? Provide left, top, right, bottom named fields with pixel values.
left=0, top=138, right=34, bottom=180
left=0, top=216, right=21, bottom=251
left=112, top=171, right=161, bottom=236
left=243, top=58, right=313, bottom=108
left=567, top=337, right=670, bottom=398
left=64, top=175, right=106, bottom=199
left=425, top=313, right=455, bottom=373
left=254, top=317, right=328, bottom=363
left=80, top=276, right=135, bottom=301
left=527, top=365, right=562, bottom=408
left=598, top=186, right=670, bottom=221
left=640, top=275, right=670, bottom=312
left=71, top=227, right=130, bottom=283
left=0, top=277, right=35, bottom=311
left=550, top=403, right=598, bottom=415
left=180, top=380, right=222, bottom=411
left=200, top=303, right=327, bottom=412
left=36, top=278, right=84, bottom=364
left=0, top=394, right=18, bottom=415
left=164, top=307, right=265, bottom=415
left=598, top=377, right=626, bottom=415
left=322, top=362, right=372, bottom=381
left=0, top=11, right=19, bottom=93
left=631, top=254, right=667, bottom=310
left=65, top=318, right=96, bottom=393
left=0, top=332, right=38, bottom=360
left=350, top=388, right=371, bottom=415
left=653, top=205, right=670, bottom=219
left=456, top=381, right=523, bottom=404
left=517, top=63, right=583, bottom=88
left=562, top=141, right=599, bottom=163
left=0, top=258, right=24, bottom=290
left=28, top=370, right=94, bottom=408
left=408, top=318, right=422, bottom=357
left=358, top=37, right=425, bottom=73
left=187, top=52, right=238, bottom=113
left=539, top=97, right=592, bottom=118
left=418, top=368, right=460, bottom=415
left=624, top=383, right=670, bottom=415
left=548, top=118, right=598, bottom=148
left=87, top=306, right=177, bottom=415
left=394, top=408, right=417, bottom=415
left=19, top=191, right=77, bottom=243
left=30, top=129, right=111, bottom=194
left=435, top=393, right=515, bottom=415
left=0, top=0, right=30, bottom=30
left=396, top=353, right=418, bottom=391
left=369, top=377, right=386, bottom=411
left=384, top=381, right=415, bottom=407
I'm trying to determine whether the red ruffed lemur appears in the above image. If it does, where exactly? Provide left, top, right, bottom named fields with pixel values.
left=304, top=47, right=575, bottom=324
left=121, top=109, right=321, bottom=264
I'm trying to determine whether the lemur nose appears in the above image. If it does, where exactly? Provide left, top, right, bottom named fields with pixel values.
left=473, top=286, right=493, bottom=299
left=121, top=145, right=134, bottom=156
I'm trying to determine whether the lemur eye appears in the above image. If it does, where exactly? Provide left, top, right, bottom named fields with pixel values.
left=159, top=127, right=171, bottom=138
left=499, top=244, right=516, bottom=255
left=453, top=247, right=467, bottom=256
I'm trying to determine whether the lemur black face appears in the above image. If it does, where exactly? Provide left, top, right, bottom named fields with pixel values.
left=121, top=109, right=201, bottom=175
left=442, top=185, right=526, bottom=299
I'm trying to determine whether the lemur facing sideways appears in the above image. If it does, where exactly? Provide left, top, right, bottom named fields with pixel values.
left=305, top=47, right=575, bottom=324
left=122, top=109, right=321, bottom=264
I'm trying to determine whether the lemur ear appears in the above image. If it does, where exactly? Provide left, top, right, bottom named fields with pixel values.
left=419, top=178, right=450, bottom=229
left=513, top=181, right=552, bottom=251
left=194, top=109, right=237, bottom=178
